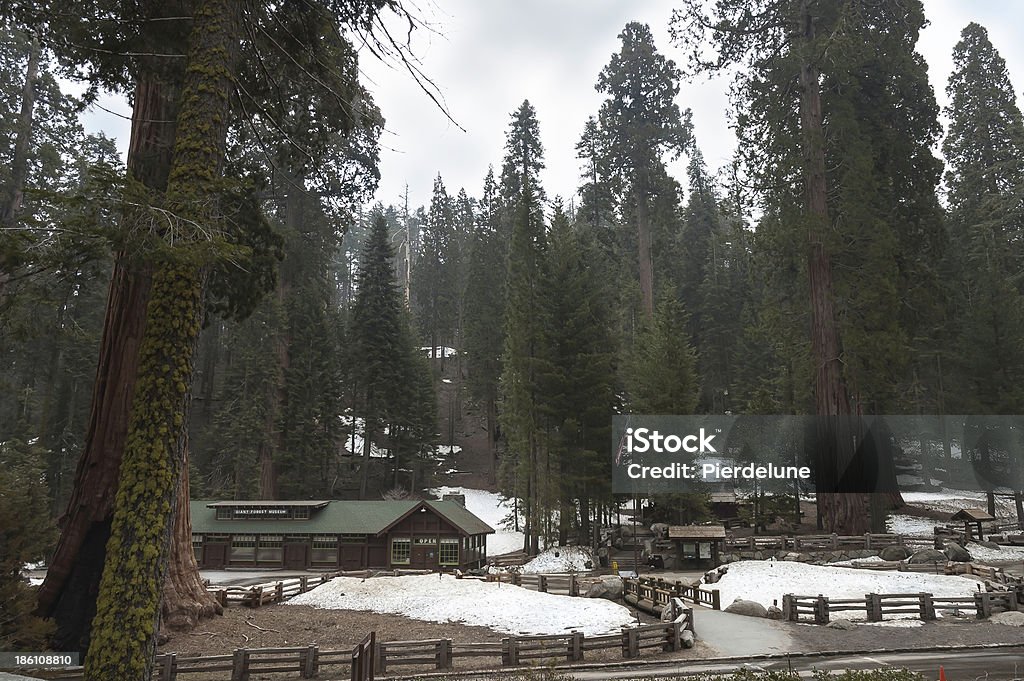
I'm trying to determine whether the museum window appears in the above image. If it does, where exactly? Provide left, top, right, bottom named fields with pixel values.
left=391, top=538, right=411, bottom=565
left=257, top=535, right=283, bottom=563
left=311, top=535, right=338, bottom=564
left=230, top=535, right=256, bottom=562
left=439, top=538, right=459, bottom=565
left=191, top=534, right=203, bottom=562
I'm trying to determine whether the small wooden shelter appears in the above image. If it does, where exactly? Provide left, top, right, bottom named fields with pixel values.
left=668, top=525, right=727, bottom=568
left=950, top=508, right=995, bottom=541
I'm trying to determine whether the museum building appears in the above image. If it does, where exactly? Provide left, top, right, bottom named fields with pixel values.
left=190, top=498, right=494, bottom=571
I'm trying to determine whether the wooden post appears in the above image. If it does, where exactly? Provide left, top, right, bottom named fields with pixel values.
left=158, top=653, right=176, bottom=681
left=252, top=586, right=263, bottom=608
left=667, top=620, right=681, bottom=651
left=711, top=589, right=721, bottom=610
left=372, top=638, right=382, bottom=677
left=866, top=593, right=882, bottom=622
left=815, top=595, right=829, bottom=624
left=570, top=631, right=583, bottom=661
left=501, top=638, right=513, bottom=666
left=782, top=594, right=794, bottom=621
left=437, top=639, right=452, bottom=669
left=300, top=644, right=318, bottom=679
left=621, top=628, right=639, bottom=658
left=864, top=533, right=872, bottom=550
left=539, top=575, right=548, bottom=593
left=275, top=581, right=284, bottom=603
left=231, top=649, right=250, bottom=681
left=830, top=533, right=838, bottom=549
left=569, top=573, right=577, bottom=597
left=919, top=593, right=936, bottom=621
left=300, top=576, right=309, bottom=593
left=975, top=591, right=993, bottom=619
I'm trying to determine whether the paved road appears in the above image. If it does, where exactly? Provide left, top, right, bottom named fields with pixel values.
left=569, top=646, right=1024, bottom=679
left=691, top=607, right=797, bottom=657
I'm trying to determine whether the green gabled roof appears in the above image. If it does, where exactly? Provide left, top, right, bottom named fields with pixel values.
left=190, top=499, right=493, bottom=536
left=424, top=500, right=494, bottom=536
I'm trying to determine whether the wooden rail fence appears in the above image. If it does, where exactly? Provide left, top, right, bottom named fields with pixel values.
left=724, top=532, right=934, bottom=552
left=208, top=574, right=332, bottom=608
left=485, top=572, right=581, bottom=596
left=623, top=576, right=721, bottom=613
left=44, top=619, right=693, bottom=681
left=782, top=590, right=1019, bottom=624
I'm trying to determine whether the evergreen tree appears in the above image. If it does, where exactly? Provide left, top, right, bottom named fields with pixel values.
left=350, top=213, right=426, bottom=498
left=626, top=293, right=700, bottom=415
left=536, top=201, right=617, bottom=544
left=464, top=169, right=507, bottom=467
left=942, top=22, right=1024, bottom=413
left=412, top=175, right=457, bottom=358
left=499, top=100, right=548, bottom=555
left=596, top=22, right=692, bottom=317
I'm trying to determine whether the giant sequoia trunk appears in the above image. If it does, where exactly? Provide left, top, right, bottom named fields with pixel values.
left=798, top=0, right=868, bottom=534
left=36, top=23, right=181, bottom=650
left=83, top=2, right=239, bottom=678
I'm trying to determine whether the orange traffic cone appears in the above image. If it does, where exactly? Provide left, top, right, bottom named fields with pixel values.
left=939, top=666, right=947, bottom=681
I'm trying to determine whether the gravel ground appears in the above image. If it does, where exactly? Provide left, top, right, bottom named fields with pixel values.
left=789, top=615, right=1024, bottom=652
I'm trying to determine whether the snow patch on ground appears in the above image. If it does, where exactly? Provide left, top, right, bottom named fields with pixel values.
left=886, top=514, right=939, bottom=536
left=521, top=547, right=594, bottom=574
left=965, top=542, right=1024, bottom=562
left=706, top=561, right=985, bottom=619
left=432, top=486, right=525, bottom=556
left=287, top=574, right=635, bottom=635
left=901, top=489, right=1015, bottom=516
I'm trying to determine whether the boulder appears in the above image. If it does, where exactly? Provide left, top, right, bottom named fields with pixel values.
left=879, top=545, right=911, bottom=561
left=681, top=629, right=695, bottom=648
left=766, top=605, right=784, bottom=620
left=977, top=540, right=1001, bottom=550
left=907, top=548, right=947, bottom=564
left=584, top=576, right=623, bottom=600
left=943, top=542, right=972, bottom=562
left=724, top=598, right=768, bottom=618
left=989, top=611, right=1024, bottom=627
left=827, top=618, right=857, bottom=630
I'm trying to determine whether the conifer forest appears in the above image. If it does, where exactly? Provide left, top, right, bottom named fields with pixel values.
left=1, top=1, right=1023, bottom=677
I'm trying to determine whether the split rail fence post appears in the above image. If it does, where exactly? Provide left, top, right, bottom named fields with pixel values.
left=158, top=653, right=176, bottom=681
left=919, top=593, right=936, bottom=621
left=301, top=643, right=318, bottom=678
left=231, top=648, right=250, bottom=681
left=299, top=576, right=308, bottom=593
left=437, top=638, right=452, bottom=669
left=569, top=573, right=577, bottom=596
left=275, top=581, right=284, bottom=603
left=814, top=595, right=829, bottom=624
left=866, top=593, right=882, bottom=622
left=539, top=575, right=547, bottom=593
left=570, top=631, right=583, bottom=661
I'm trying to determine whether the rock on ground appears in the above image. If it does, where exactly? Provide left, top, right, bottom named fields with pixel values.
left=907, top=548, right=947, bottom=564
left=827, top=618, right=857, bottom=630
left=879, top=545, right=911, bottom=561
left=724, top=598, right=768, bottom=618
left=989, top=611, right=1024, bottom=627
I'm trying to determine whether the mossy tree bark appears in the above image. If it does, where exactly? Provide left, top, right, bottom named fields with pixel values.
left=83, top=1, right=239, bottom=678
left=36, top=3, right=185, bottom=651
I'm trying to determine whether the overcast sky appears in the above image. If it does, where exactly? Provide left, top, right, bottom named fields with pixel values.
left=82, top=1, right=1024, bottom=212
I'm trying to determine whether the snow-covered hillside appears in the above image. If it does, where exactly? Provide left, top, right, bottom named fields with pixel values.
left=705, top=560, right=985, bottom=619
left=288, top=573, right=635, bottom=635
left=432, top=486, right=526, bottom=556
